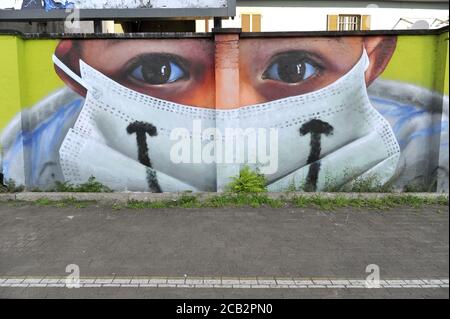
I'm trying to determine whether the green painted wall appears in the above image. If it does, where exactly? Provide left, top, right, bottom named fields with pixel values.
left=0, top=36, right=23, bottom=131
left=381, top=34, right=449, bottom=94
left=0, top=37, right=63, bottom=131
left=434, top=32, right=449, bottom=95
left=21, top=40, right=64, bottom=109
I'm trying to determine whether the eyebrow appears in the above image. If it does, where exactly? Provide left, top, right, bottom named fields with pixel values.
left=105, top=39, right=125, bottom=47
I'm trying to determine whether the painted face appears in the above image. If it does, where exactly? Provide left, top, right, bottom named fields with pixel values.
left=76, top=39, right=216, bottom=108
left=239, top=37, right=363, bottom=105
left=53, top=38, right=400, bottom=192
left=62, top=36, right=365, bottom=108
left=43, top=34, right=402, bottom=193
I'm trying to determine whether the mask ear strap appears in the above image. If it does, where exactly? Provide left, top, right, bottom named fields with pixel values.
left=52, top=54, right=91, bottom=90
left=362, top=49, right=370, bottom=72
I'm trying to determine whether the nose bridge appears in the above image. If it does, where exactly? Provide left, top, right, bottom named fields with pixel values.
left=214, top=32, right=266, bottom=109
left=239, top=80, right=267, bottom=107
left=214, top=32, right=240, bottom=110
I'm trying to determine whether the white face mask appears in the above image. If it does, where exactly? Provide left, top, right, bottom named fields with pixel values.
left=53, top=49, right=400, bottom=192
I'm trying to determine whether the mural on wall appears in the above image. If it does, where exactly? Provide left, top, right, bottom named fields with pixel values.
left=0, top=33, right=448, bottom=192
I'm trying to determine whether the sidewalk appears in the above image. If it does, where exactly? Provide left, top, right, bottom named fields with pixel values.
left=0, top=200, right=448, bottom=298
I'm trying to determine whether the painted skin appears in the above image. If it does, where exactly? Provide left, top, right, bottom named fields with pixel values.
left=53, top=36, right=395, bottom=108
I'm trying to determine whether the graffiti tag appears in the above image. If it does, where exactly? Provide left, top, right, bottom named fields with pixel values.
left=299, top=119, right=334, bottom=191
left=127, top=121, right=162, bottom=193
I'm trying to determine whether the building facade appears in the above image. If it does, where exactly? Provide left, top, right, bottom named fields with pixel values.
left=197, top=0, right=449, bottom=32
left=1, top=1, right=449, bottom=33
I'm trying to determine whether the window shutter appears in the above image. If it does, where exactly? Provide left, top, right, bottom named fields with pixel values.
left=327, top=15, right=338, bottom=31
left=241, top=14, right=251, bottom=32
left=252, top=14, right=261, bottom=32
left=114, top=23, right=124, bottom=33
left=361, top=15, right=371, bottom=30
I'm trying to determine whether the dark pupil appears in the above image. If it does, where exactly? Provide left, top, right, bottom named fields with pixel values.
left=277, top=57, right=305, bottom=83
left=141, top=56, right=171, bottom=84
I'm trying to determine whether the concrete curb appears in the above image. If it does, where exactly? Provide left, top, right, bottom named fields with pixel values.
left=0, top=194, right=16, bottom=201
left=0, top=192, right=448, bottom=204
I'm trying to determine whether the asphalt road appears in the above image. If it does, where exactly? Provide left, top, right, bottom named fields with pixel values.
left=0, top=203, right=448, bottom=298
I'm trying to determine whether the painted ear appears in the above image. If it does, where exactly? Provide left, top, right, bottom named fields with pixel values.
left=54, top=40, right=87, bottom=97
left=363, top=36, right=397, bottom=86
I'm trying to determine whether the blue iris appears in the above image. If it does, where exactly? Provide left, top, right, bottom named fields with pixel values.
left=263, top=53, right=318, bottom=83
left=130, top=55, right=186, bottom=85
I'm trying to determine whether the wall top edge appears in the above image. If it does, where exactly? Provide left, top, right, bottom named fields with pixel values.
left=0, top=26, right=448, bottom=39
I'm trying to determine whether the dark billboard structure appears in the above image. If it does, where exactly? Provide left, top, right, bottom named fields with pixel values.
left=0, top=0, right=236, bottom=21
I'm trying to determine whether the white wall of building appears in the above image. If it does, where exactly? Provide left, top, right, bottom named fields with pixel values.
left=1, top=0, right=21, bottom=9
left=197, top=5, right=449, bottom=31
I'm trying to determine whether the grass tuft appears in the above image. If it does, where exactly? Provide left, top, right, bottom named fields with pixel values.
left=117, top=193, right=448, bottom=211
left=0, top=179, right=25, bottom=193
left=3, top=193, right=447, bottom=210
left=226, top=166, right=267, bottom=193
left=292, top=194, right=449, bottom=210
left=52, top=176, right=112, bottom=193
left=322, top=171, right=394, bottom=193
left=33, top=197, right=96, bottom=208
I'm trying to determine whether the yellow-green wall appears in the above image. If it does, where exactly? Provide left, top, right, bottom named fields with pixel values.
left=0, top=36, right=63, bottom=130
left=0, top=36, right=23, bottom=130
left=381, top=33, right=449, bottom=95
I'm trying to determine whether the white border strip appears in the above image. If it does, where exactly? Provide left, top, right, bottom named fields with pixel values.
left=0, top=277, right=448, bottom=289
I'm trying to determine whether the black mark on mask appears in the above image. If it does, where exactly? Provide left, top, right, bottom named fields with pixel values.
left=300, top=119, right=334, bottom=192
left=127, top=121, right=162, bottom=193
left=146, top=168, right=161, bottom=193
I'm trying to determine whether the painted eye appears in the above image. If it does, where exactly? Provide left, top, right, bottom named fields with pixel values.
left=263, top=53, right=319, bottom=83
left=130, top=54, right=186, bottom=85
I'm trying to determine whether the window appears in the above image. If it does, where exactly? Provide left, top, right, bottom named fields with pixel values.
left=241, top=13, right=262, bottom=32
left=195, top=19, right=211, bottom=32
left=338, top=15, right=361, bottom=31
left=327, top=15, right=371, bottom=31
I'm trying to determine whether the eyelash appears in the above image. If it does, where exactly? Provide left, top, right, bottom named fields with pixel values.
left=263, top=52, right=324, bottom=83
left=125, top=54, right=189, bottom=85
left=131, top=62, right=185, bottom=83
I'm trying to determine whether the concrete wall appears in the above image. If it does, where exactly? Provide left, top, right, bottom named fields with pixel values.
left=0, top=28, right=448, bottom=192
